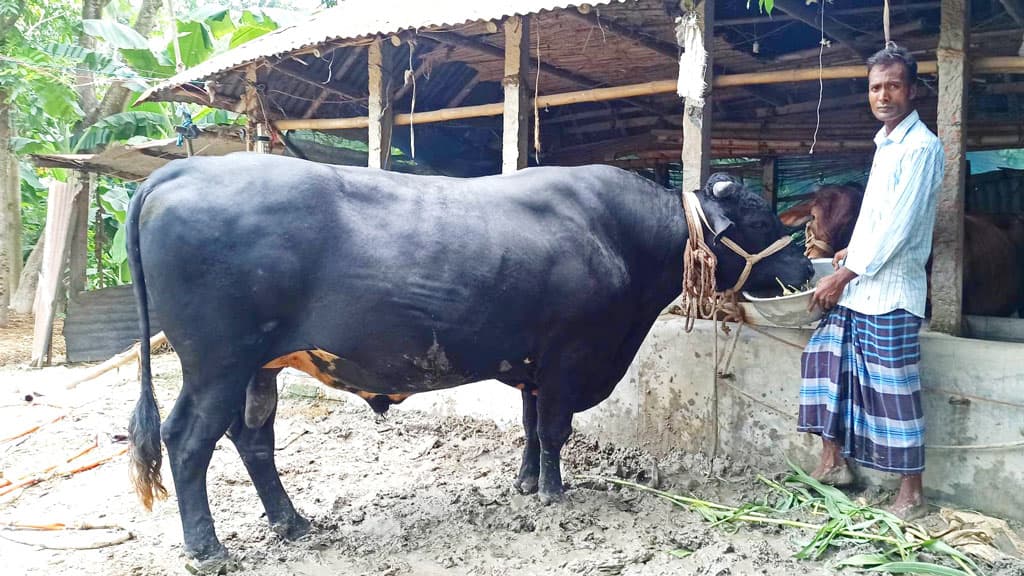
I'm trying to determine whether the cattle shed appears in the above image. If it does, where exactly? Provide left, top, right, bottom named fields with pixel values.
left=41, top=0, right=1024, bottom=520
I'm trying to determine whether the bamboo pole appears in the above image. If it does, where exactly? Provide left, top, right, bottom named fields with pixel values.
left=275, top=57, right=1024, bottom=132
left=64, top=331, right=168, bottom=390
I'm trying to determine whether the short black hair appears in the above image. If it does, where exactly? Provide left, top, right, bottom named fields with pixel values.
left=866, top=44, right=918, bottom=85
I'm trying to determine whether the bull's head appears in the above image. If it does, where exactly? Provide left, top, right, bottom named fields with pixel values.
left=695, top=173, right=813, bottom=293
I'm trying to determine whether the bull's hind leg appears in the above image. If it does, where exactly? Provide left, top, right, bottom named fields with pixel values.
left=227, top=369, right=310, bottom=540
left=161, top=365, right=248, bottom=565
left=515, top=388, right=540, bottom=494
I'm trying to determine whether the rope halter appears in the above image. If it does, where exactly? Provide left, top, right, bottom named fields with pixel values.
left=680, top=190, right=793, bottom=332
left=803, top=220, right=834, bottom=257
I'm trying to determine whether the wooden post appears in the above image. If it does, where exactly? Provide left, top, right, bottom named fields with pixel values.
left=654, top=164, right=671, bottom=187
left=502, top=15, right=530, bottom=174
left=67, top=171, right=92, bottom=297
left=931, top=0, right=969, bottom=335
left=31, top=175, right=81, bottom=367
left=368, top=39, right=394, bottom=170
left=761, top=156, right=778, bottom=210
left=254, top=122, right=271, bottom=154
left=678, top=0, right=714, bottom=193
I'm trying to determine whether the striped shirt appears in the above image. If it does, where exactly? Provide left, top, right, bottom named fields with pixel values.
left=840, top=110, right=945, bottom=318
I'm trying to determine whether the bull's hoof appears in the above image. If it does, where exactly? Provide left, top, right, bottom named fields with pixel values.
left=184, top=548, right=237, bottom=575
left=515, top=475, right=539, bottom=495
left=271, top=515, right=312, bottom=541
left=538, top=489, right=564, bottom=506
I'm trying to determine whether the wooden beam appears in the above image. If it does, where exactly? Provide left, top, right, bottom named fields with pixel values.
left=715, top=1, right=939, bottom=27
left=931, top=0, right=969, bottom=335
left=999, top=0, right=1024, bottom=26
left=503, top=16, right=530, bottom=174
left=393, top=46, right=443, bottom=102
left=274, top=57, right=1024, bottom=131
left=679, top=0, right=714, bottom=195
left=770, top=0, right=872, bottom=59
left=563, top=10, right=678, bottom=59
left=761, top=157, right=777, bottom=209
left=333, top=46, right=363, bottom=80
left=448, top=72, right=480, bottom=107
left=418, top=30, right=600, bottom=89
left=271, top=61, right=363, bottom=102
left=67, top=172, right=91, bottom=297
left=303, top=91, right=330, bottom=119
left=367, top=39, right=394, bottom=170
left=753, top=93, right=865, bottom=118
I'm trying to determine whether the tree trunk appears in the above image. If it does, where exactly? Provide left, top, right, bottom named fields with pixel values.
left=0, top=94, right=13, bottom=326
left=75, top=0, right=107, bottom=124
left=12, top=235, right=43, bottom=314
left=81, top=0, right=164, bottom=128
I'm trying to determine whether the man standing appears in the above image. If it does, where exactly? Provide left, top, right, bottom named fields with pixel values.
left=799, top=44, right=944, bottom=521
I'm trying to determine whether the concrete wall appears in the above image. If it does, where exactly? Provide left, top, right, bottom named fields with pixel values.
left=575, top=315, right=1024, bottom=522
left=394, top=314, right=1024, bottom=521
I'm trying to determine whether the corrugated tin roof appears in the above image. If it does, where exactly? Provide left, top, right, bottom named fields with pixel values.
left=140, top=0, right=627, bottom=103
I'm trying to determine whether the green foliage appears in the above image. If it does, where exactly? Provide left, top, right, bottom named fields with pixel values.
left=229, top=11, right=278, bottom=49
left=4, top=0, right=295, bottom=289
left=592, top=460, right=982, bottom=576
left=82, top=19, right=149, bottom=49
left=74, top=111, right=173, bottom=152
left=746, top=0, right=775, bottom=15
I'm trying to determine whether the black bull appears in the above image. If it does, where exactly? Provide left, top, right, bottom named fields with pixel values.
left=126, top=154, right=811, bottom=564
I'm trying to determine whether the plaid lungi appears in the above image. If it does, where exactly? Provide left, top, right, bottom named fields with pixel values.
left=798, top=306, right=925, bottom=474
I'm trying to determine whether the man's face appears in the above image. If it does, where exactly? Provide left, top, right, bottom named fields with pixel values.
left=868, top=62, right=917, bottom=129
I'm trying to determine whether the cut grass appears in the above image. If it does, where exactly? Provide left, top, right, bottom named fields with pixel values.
left=587, top=458, right=982, bottom=576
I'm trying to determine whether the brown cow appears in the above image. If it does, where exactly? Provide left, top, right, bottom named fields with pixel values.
left=779, top=184, right=864, bottom=259
left=781, top=186, right=1024, bottom=317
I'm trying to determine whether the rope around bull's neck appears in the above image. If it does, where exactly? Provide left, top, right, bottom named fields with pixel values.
left=681, top=192, right=737, bottom=334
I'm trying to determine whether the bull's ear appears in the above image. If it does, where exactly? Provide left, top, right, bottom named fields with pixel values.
left=705, top=209, right=735, bottom=245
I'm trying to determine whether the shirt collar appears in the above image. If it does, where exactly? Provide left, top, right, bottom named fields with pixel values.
left=873, top=109, right=920, bottom=146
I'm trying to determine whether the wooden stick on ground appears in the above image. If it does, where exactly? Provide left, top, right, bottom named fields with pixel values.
left=0, top=444, right=124, bottom=498
left=0, top=411, right=67, bottom=443
left=64, top=331, right=167, bottom=389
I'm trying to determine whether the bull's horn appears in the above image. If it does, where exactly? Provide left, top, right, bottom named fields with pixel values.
left=712, top=180, right=733, bottom=197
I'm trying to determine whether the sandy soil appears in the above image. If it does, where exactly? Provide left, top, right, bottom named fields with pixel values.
left=2, top=345, right=1023, bottom=576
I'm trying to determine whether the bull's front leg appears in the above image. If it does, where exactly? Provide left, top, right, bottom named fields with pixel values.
left=515, top=388, right=540, bottom=494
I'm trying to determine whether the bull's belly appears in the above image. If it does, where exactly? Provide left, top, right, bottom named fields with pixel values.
left=264, top=346, right=535, bottom=408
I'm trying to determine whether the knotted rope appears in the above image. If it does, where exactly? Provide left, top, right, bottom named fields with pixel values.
left=803, top=220, right=834, bottom=257
left=681, top=191, right=739, bottom=334
left=680, top=191, right=793, bottom=334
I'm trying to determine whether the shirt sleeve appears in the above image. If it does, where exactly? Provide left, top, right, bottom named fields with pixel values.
left=843, top=140, right=944, bottom=277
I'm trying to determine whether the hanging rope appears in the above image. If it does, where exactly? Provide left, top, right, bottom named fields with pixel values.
left=406, top=41, right=416, bottom=159
left=884, top=0, right=892, bottom=46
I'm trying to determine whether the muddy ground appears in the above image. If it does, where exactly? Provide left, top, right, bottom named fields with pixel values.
left=2, top=344, right=1024, bottom=576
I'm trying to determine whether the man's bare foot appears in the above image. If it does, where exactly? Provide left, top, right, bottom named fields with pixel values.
left=811, top=463, right=856, bottom=487
left=887, top=497, right=928, bottom=521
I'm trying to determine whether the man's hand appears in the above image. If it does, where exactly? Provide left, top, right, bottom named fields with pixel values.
left=832, top=248, right=849, bottom=270
left=810, top=267, right=858, bottom=311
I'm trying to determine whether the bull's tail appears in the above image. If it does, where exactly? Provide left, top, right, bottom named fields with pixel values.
left=126, top=180, right=167, bottom=510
